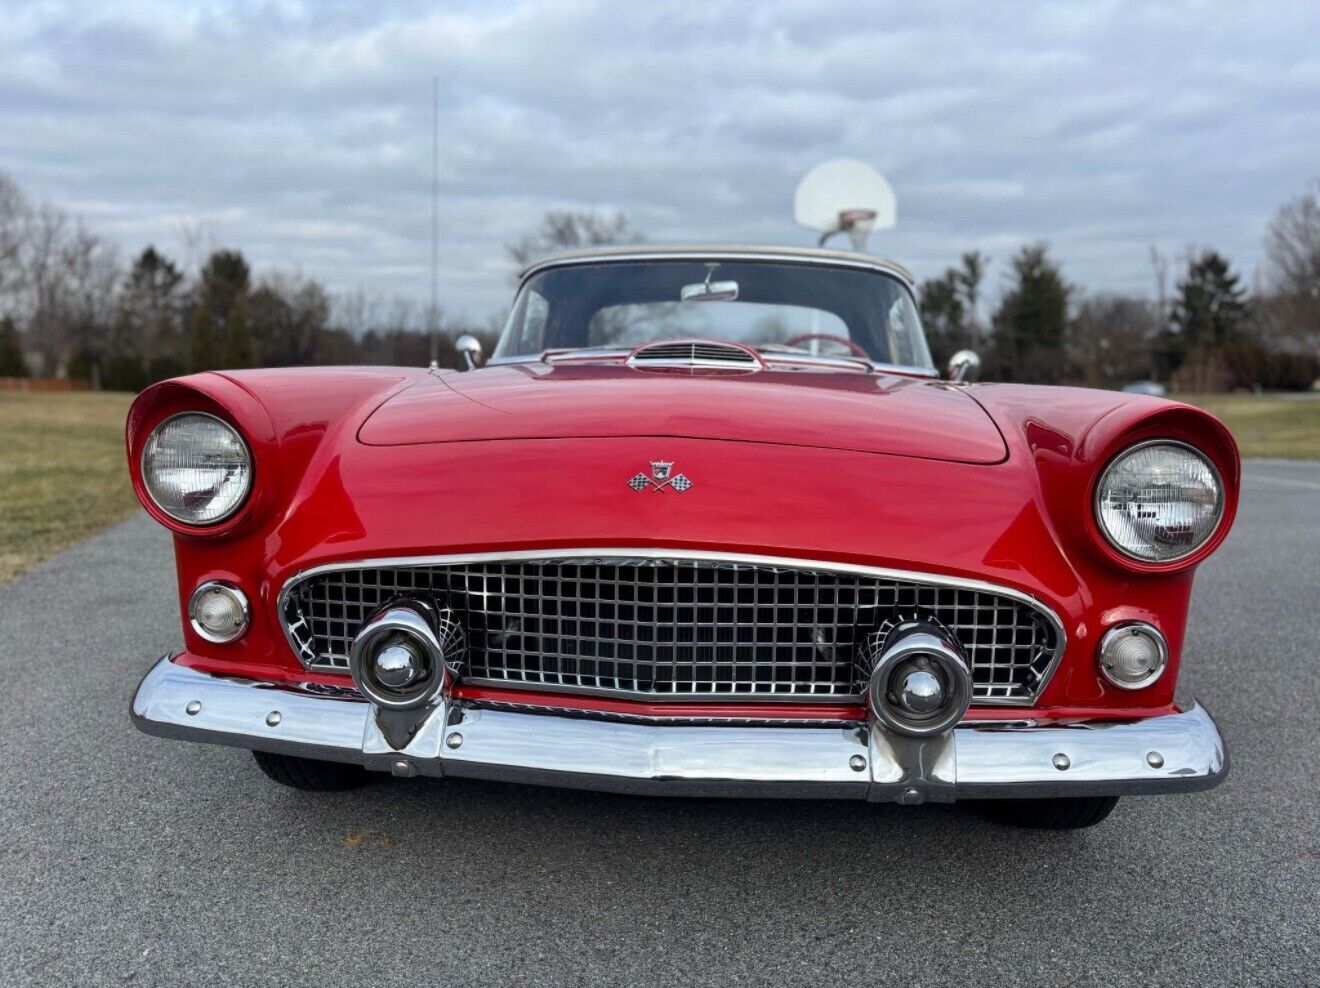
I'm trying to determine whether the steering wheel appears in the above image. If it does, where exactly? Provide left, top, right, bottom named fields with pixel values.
left=782, top=333, right=870, bottom=358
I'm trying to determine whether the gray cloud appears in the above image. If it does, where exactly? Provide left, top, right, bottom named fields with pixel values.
left=1, top=0, right=1317, bottom=317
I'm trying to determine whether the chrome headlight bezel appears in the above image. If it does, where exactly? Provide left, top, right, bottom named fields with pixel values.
left=1093, top=439, right=1225, bottom=564
left=140, top=411, right=253, bottom=527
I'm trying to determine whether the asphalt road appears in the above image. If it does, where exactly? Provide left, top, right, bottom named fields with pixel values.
left=2, top=460, right=1317, bottom=987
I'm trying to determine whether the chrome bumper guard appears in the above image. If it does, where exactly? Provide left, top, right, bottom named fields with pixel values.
left=131, top=655, right=1228, bottom=801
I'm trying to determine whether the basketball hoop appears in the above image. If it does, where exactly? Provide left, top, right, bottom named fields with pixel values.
left=793, top=159, right=895, bottom=253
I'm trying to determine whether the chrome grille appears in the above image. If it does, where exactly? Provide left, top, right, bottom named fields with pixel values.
left=626, top=340, right=760, bottom=368
left=280, top=555, right=1062, bottom=704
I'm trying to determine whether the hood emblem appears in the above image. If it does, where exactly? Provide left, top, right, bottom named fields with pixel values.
left=629, top=460, right=692, bottom=493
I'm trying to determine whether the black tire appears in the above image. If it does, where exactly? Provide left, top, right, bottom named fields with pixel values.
left=978, top=795, right=1119, bottom=830
left=251, top=750, right=372, bottom=791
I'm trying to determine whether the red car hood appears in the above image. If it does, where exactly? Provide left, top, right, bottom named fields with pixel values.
left=358, top=362, right=1007, bottom=464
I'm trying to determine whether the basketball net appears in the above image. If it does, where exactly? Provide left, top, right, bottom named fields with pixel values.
left=838, top=208, right=877, bottom=251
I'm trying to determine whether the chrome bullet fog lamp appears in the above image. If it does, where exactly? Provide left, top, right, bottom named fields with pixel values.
left=1095, top=441, right=1223, bottom=563
left=1098, top=622, right=1168, bottom=690
left=189, top=581, right=250, bottom=643
left=373, top=641, right=422, bottom=690
left=141, top=412, right=252, bottom=526
left=896, top=668, right=944, bottom=715
left=348, top=598, right=465, bottom=710
left=866, top=621, right=972, bottom=737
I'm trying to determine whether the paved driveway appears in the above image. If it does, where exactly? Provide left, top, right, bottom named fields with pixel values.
left=1, top=460, right=1316, bottom=986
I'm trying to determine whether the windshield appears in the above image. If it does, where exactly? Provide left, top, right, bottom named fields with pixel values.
left=494, top=259, right=934, bottom=368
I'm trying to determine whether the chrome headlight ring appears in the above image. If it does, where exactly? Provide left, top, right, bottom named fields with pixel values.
left=1094, top=439, right=1224, bottom=564
left=140, top=411, right=253, bottom=526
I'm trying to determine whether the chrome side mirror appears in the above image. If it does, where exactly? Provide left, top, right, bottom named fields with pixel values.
left=456, top=334, right=484, bottom=371
left=946, top=349, right=981, bottom=383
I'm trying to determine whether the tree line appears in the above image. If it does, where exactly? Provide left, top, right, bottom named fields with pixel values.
left=0, top=170, right=496, bottom=389
left=919, top=180, right=1320, bottom=390
left=2, top=168, right=1317, bottom=392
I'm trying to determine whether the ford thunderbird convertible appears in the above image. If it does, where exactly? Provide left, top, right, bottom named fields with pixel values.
left=129, top=245, right=1235, bottom=829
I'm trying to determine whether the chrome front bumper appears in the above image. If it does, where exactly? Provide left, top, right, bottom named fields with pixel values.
left=131, top=655, right=1228, bottom=801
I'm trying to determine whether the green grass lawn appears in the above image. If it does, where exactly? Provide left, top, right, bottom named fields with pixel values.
left=0, top=391, right=138, bottom=582
left=1173, top=393, right=1320, bottom=460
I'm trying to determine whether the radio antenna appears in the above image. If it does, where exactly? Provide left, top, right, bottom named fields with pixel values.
left=428, top=75, right=439, bottom=368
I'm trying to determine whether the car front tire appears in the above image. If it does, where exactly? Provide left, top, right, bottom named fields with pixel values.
left=978, top=796, right=1120, bottom=830
left=252, top=750, right=372, bottom=791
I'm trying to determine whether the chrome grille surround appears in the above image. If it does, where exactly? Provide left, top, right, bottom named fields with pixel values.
left=279, top=550, right=1065, bottom=706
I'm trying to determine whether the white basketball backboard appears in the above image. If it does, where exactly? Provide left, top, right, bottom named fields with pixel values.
left=794, top=159, right=895, bottom=249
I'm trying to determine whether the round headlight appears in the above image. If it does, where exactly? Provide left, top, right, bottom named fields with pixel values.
left=1095, top=441, right=1223, bottom=563
left=141, top=412, right=252, bottom=525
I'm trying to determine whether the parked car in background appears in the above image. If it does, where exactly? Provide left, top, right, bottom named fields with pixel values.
left=129, top=245, right=1236, bottom=829
left=1123, top=380, right=1168, bottom=397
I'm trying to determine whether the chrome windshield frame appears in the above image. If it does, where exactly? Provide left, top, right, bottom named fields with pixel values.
left=486, top=350, right=941, bottom=378
left=494, top=248, right=938, bottom=376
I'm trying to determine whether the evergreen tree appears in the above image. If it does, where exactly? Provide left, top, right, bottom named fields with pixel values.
left=188, top=297, right=219, bottom=372
left=222, top=289, right=255, bottom=368
left=988, top=243, right=1070, bottom=383
left=121, top=246, right=183, bottom=379
left=920, top=252, right=992, bottom=367
left=1172, top=250, right=1248, bottom=350
left=0, top=316, right=27, bottom=376
left=200, top=250, right=251, bottom=323
left=918, top=271, right=966, bottom=367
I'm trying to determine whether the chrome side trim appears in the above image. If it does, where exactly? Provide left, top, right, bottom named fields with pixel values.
left=275, top=547, right=1069, bottom=706
left=131, top=656, right=1227, bottom=800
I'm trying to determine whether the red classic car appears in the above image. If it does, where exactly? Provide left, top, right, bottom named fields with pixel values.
left=129, top=245, right=1235, bottom=829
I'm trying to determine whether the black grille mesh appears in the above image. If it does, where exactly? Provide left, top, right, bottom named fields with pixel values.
left=281, top=557, right=1060, bottom=702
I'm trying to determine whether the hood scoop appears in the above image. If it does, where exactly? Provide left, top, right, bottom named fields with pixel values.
left=625, top=339, right=764, bottom=372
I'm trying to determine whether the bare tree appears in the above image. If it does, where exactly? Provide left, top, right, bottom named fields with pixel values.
left=173, top=215, right=218, bottom=278
left=506, top=209, right=643, bottom=270
left=1067, top=294, right=1160, bottom=388
left=22, top=203, right=70, bottom=374
left=0, top=171, right=30, bottom=307
left=1263, top=180, right=1320, bottom=357
left=956, top=251, right=989, bottom=347
left=331, top=285, right=382, bottom=339
left=9, top=200, right=122, bottom=377
left=1149, top=246, right=1170, bottom=332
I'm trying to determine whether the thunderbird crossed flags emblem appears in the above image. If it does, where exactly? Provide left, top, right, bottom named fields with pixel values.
left=629, top=460, right=692, bottom=493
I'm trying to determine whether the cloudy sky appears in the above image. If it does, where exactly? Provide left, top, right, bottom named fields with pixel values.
left=2, top=0, right=1317, bottom=321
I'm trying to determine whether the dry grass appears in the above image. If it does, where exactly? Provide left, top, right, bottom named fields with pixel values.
left=1173, top=393, right=1320, bottom=460
left=0, top=391, right=138, bottom=582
